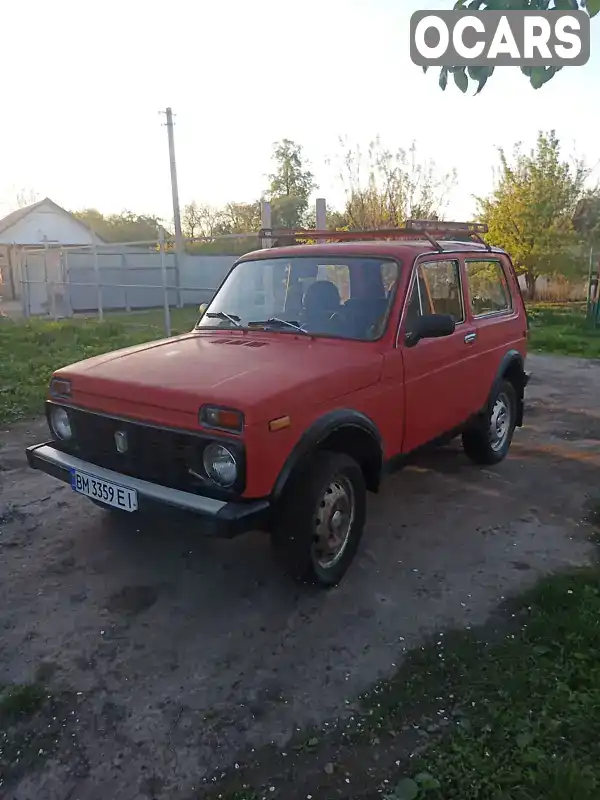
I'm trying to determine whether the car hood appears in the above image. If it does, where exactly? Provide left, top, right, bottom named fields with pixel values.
left=56, top=331, right=383, bottom=424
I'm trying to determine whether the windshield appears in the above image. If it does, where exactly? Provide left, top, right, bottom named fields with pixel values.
left=196, top=256, right=400, bottom=341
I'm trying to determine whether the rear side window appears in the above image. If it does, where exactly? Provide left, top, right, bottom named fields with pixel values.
left=465, top=260, right=512, bottom=317
left=405, top=259, right=464, bottom=327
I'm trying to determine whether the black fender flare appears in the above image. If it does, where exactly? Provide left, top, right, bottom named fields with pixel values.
left=271, top=410, right=384, bottom=501
left=488, top=349, right=527, bottom=426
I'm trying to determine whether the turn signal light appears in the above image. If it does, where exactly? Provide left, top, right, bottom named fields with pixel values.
left=199, top=405, right=244, bottom=433
left=49, top=377, right=72, bottom=399
left=269, top=415, right=291, bottom=432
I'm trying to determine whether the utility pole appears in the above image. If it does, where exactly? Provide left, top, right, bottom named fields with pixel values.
left=161, top=107, right=184, bottom=255
left=160, top=107, right=183, bottom=307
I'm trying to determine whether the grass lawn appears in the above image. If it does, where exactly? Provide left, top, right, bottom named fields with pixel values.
left=1, top=301, right=599, bottom=425
left=0, top=308, right=198, bottom=424
left=369, top=566, right=600, bottom=800
left=203, top=564, right=600, bottom=800
left=527, top=302, right=600, bottom=359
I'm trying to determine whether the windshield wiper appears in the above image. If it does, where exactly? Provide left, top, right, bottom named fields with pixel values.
left=250, top=318, right=307, bottom=334
left=205, top=311, right=242, bottom=328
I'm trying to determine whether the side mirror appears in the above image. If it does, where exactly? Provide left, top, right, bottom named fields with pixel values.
left=405, top=313, right=455, bottom=348
left=198, top=303, right=208, bottom=319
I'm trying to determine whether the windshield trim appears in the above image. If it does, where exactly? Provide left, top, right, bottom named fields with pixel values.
left=194, top=254, right=402, bottom=343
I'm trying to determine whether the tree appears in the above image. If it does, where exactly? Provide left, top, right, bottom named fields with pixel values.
left=215, top=201, right=262, bottom=235
left=182, top=201, right=204, bottom=239
left=573, top=194, right=600, bottom=247
left=183, top=202, right=225, bottom=239
left=73, top=209, right=167, bottom=242
left=477, top=130, right=592, bottom=298
left=14, top=187, right=40, bottom=208
left=433, top=1, right=599, bottom=94
left=326, top=209, right=350, bottom=229
left=267, top=139, right=317, bottom=228
left=336, top=137, right=456, bottom=229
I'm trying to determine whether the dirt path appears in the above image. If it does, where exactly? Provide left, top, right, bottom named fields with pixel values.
left=0, top=353, right=599, bottom=800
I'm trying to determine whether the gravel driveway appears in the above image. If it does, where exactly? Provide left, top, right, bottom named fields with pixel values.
left=1, top=353, right=599, bottom=800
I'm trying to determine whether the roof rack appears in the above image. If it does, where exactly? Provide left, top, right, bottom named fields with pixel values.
left=259, top=219, right=492, bottom=252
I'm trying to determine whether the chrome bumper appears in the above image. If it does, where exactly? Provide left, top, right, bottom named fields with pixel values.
left=25, top=442, right=271, bottom=537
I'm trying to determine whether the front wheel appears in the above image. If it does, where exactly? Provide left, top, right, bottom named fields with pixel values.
left=462, top=379, right=517, bottom=466
left=271, top=451, right=366, bottom=588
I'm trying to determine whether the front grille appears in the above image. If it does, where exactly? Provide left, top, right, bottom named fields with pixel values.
left=64, top=408, right=211, bottom=494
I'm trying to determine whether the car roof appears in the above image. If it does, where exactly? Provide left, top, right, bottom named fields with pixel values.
left=238, top=239, right=507, bottom=261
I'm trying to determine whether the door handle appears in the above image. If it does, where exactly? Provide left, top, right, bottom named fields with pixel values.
left=464, top=332, right=477, bottom=344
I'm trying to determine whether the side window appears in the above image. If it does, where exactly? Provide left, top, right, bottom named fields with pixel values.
left=420, top=259, right=464, bottom=322
left=404, top=266, right=433, bottom=328
left=466, top=260, right=512, bottom=317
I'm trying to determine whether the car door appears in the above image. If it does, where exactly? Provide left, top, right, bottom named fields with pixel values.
left=399, top=256, right=476, bottom=454
left=462, top=255, right=527, bottom=411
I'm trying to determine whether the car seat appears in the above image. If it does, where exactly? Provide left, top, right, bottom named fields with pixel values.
left=302, top=280, right=342, bottom=331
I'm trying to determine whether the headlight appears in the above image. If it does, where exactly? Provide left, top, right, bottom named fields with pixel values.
left=203, top=443, right=237, bottom=487
left=50, top=406, right=73, bottom=440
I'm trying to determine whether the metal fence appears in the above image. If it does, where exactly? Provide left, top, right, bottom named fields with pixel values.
left=17, top=232, right=268, bottom=336
left=12, top=199, right=285, bottom=336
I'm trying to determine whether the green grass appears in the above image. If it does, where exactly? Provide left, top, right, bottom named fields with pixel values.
left=527, top=302, right=600, bottom=358
left=0, top=684, right=46, bottom=723
left=201, top=564, right=600, bottom=800
left=0, top=308, right=199, bottom=424
left=365, top=567, right=600, bottom=800
left=1, top=301, right=599, bottom=425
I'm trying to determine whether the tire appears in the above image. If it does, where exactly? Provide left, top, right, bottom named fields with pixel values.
left=271, top=451, right=367, bottom=588
left=462, top=379, right=517, bottom=466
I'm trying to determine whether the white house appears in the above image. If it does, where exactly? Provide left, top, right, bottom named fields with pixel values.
left=0, top=197, right=103, bottom=247
left=0, top=197, right=104, bottom=302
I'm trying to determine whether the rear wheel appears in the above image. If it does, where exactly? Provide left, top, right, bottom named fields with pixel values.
left=271, top=451, right=366, bottom=587
left=462, top=379, right=517, bottom=466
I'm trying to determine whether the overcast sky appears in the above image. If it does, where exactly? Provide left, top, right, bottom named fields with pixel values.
left=1, top=0, right=598, bottom=223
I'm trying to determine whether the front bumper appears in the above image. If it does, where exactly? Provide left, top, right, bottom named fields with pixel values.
left=26, top=442, right=271, bottom=538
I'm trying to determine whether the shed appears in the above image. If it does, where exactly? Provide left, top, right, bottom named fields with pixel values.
left=0, top=198, right=104, bottom=301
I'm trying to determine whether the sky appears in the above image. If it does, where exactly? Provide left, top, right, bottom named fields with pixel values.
left=0, top=0, right=598, bottom=224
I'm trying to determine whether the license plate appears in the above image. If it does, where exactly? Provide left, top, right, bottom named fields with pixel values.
left=70, top=469, right=138, bottom=512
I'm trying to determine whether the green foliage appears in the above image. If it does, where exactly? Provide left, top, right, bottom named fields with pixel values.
left=527, top=302, right=600, bottom=356
left=0, top=684, right=46, bottom=723
left=336, top=137, right=456, bottom=229
left=403, top=568, right=600, bottom=799
left=180, top=200, right=263, bottom=254
left=477, top=131, right=594, bottom=297
left=182, top=200, right=262, bottom=243
left=436, top=1, right=598, bottom=93
left=0, top=309, right=198, bottom=424
left=385, top=773, right=442, bottom=799
left=573, top=194, right=600, bottom=245
left=355, top=566, right=600, bottom=800
left=180, top=140, right=316, bottom=248
left=217, top=201, right=262, bottom=235
left=267, top=138, right=317, bottom=228
left=72, top=209, right=168, bottom=243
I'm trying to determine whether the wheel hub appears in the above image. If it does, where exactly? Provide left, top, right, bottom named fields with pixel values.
left=489, top=392, right=511, bottom=452
left=312, top=476, right=355, bottom=570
